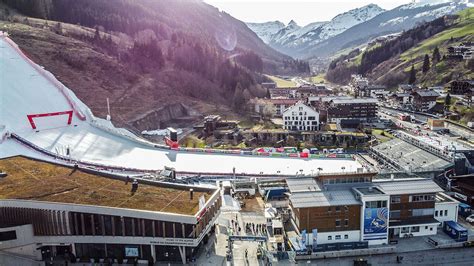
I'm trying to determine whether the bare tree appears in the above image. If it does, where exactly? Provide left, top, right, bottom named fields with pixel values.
left=262, top=103, right=276, bottom=119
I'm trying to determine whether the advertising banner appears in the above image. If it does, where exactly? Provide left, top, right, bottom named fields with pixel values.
left=363, top=207, right=388, bottom=240
left=300, top=230, right=307, bottom=250
left=312, top=229, right=318, bottom=251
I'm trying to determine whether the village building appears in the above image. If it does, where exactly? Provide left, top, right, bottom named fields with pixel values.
left=283, top=102, right=320, bottom=131
left=411, top=89, right=440, bottom=112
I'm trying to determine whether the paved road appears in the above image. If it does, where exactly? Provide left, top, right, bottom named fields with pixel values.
left=196, top=211, right=268, bottom=266
left=379, top=106, right=474, bottom=142
left=194, top=209, right=474, bottom=266
left=280, top=247, right=474, bottom=266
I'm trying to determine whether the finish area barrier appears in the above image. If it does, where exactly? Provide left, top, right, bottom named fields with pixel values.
left=27, top=110, right=73, bottom=130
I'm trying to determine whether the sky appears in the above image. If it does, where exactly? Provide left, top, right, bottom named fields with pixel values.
left=204, top=0, right=413, bottom=26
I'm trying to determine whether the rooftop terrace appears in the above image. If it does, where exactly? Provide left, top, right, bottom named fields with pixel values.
left=436, top=192, right=458, bottom=203
left=0, top=156, right=212, bottom=215
left=354, top=186, right=385, bottom=196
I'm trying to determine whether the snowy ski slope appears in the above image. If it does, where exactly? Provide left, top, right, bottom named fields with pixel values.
left=0, top=33, right=364, bottom=176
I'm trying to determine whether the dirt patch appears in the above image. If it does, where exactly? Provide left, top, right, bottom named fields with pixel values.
left=241, top=196, right=264, bottom=213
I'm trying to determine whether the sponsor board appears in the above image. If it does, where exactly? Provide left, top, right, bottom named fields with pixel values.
left=363, top=207, right=388, bottom=240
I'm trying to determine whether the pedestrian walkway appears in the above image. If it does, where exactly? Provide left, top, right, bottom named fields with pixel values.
left=221, top=195, right=241, bottom=212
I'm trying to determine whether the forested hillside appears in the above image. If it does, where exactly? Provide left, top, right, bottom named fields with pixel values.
left=326, top=8, right=474, bottom=87
left=1, top=0, right=302, bottom=73
left=0, top=0, right=309, bottom=132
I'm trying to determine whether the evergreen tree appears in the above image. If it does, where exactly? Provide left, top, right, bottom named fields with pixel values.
left=422, top=54, right=430, bottom=73
left=55, top=22, right=62, bottom=34
left=432, top=46, right=441, bottom=63
left=409, top=64, right=417, bottom=84
left=444, top=93, right=452, bottom=109
left=94, top=27, right=101, bottom=42
left=232, top=83, right=246, bottom=112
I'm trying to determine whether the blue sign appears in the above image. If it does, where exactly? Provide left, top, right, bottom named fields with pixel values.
left=363, top=207, right=388, bottom=240
left=125, top=246, right=139, bottom=257
left=312, top=229, right=318, bottom=251
left=300, top=230, right=307, bottom=250
left=229, top=235, right=267, bottom=242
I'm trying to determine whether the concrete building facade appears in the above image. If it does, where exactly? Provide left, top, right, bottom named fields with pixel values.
left=283, top=102, right=319, bottom=131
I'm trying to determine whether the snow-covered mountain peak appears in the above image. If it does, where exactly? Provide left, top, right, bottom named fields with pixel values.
left=247, top=4, right=385, bottom=47
left=246, top=21, right=285, bottom=43
left=331, top=3, right=384, bottom=21
left=246, top=1, right=467, bottom=58
left=287, top=19, right=299, bottom=27
left=267, top=3, right=385, bottom=50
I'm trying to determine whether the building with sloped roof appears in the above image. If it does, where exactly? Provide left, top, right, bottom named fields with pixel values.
left=311, top=96, right=378, bottom=125
left=411, top=89, right=440, bottom=111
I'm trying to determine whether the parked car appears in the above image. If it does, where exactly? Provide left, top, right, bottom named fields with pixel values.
left=466, top=214, right=474, bottom=223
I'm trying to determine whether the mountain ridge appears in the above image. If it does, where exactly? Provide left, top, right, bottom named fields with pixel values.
left=247, top=1, right=469, bottom=58
left=247, top=4, right=385, bottom=57
left=325, top=7, right=474, bottom=89
left=304, top=0, right=469, bottom=58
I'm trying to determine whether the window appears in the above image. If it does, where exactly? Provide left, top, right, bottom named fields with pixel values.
left=328, top=236, right=332, bottom=240
left=410, top=194, right=435, bottom=202
left=344, top=235, right=348, bottom=239
left=124, top=217, right=134, bottom=236
left=344, top=206, right=349, bottom=212
left=366, top=201, right=387, bottom=208
left=104, top=215, right=113, bottom=236
left=411, top=226, right=420, bottom=233
left=335, top=235, right=341, bottom=240
left=83, top=213, right=94, bottom=235
left=0, top=231, right=17, bottom=241
left=412, top=208, right=434, bottom=217
left=425, top=226, right=428, bottom=230
left=435, top=210, right=438, bottom=217
left=335, top=206, right=341, bottom=212
left=335, top=219, right=341, bottom=227
left=401, top=227, right=409, bottom=233
left=144, top=220, right=154, bottom=237
left=444, top=210, right=448, bottom=216
left=390, top=210, right=401, bottom=219
left=391, top=196, right=401, bottom=204
left=327, top=207, right=332, bottom=213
